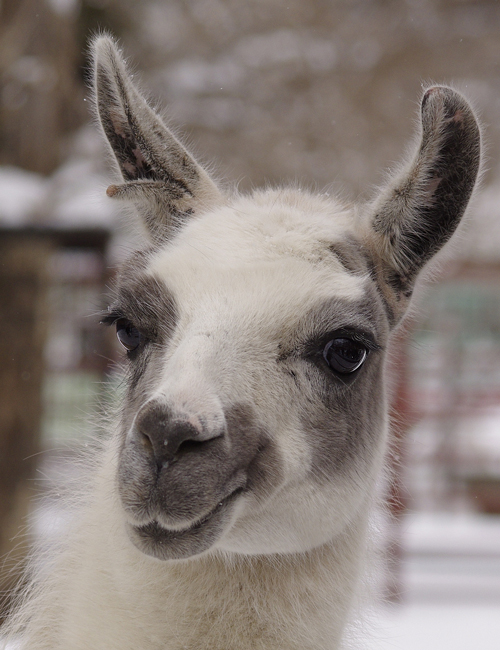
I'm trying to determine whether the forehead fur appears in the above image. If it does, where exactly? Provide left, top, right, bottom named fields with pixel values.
left=146, top=188, right=368, bottom=312
left=188, top=188, right=358, bottom=264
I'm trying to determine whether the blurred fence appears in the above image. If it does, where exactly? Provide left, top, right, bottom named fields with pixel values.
left=406, top=262, right=500, bottom=514
left=41, top=246, right=116, bottom=445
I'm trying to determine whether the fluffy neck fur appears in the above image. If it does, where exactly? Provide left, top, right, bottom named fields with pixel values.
left=10, top=441, right=374, bottom=650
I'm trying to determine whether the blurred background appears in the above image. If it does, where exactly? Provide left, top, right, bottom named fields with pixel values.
left=1, top=1, right=500, bottom=647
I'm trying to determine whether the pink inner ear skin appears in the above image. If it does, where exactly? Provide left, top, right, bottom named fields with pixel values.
left=423, top=175, right=442, bottom=205
left=449, top=109, right=465, bottom=124
left=132, top=147, right=148, bottom=169
left=123, top=161, right=137, bottom=176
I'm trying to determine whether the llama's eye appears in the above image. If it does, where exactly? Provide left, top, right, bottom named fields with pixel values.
left=323, top=338, right=367, bottom=374
left=116, top=319, right=141, bottom=351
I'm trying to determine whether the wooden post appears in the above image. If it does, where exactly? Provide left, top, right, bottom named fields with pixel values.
left=0, top=230, right=53, bottom=623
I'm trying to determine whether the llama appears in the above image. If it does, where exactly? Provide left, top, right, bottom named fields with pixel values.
left=3, top=36, right=480, bottom=649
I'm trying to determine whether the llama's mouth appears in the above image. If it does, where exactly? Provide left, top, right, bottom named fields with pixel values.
left=126, top=488, right=244, bottom=560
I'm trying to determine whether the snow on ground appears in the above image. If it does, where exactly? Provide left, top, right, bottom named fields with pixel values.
left=368, top=511, right=500, bottom=650
left=371, top=602, right=500, bottom=650
left=402, top=511, right=500, bottom=600
left=404, top=510, right=500, bottom=556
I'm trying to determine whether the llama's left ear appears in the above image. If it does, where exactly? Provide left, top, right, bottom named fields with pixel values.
left=92, top=36, right=223, bottom=242
left=365, top=86, right=480, bottom=314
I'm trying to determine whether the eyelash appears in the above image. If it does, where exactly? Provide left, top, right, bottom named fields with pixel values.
left=100, top=310, right=124, bottom=327
left=100, top=311, right=145, bottom=355
left=299, top=329, right=380, bottom=357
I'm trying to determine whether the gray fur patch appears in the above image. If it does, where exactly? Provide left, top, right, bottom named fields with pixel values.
left=110, top=253, right=178, bottom=346
left=118, top=401, right=278, bottom=560
left=279, top=286, right=389, bottom=479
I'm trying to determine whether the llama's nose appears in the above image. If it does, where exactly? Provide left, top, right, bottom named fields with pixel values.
left=135, top=402, right=223, bottom=470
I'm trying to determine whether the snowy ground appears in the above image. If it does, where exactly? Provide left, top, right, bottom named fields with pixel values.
left=370, top=511, right=500, bottom=650
left=372, top=602, right=500, bottom=650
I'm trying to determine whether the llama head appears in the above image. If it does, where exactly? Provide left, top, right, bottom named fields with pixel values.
left=93, top=37, right=480, bottom=561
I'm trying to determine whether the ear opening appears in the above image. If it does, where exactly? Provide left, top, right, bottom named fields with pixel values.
left=364, top=85, right=481, bottom=310
left=91, top=35, right=223, bottom=242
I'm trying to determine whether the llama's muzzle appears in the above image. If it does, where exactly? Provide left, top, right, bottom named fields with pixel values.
left=134, top=400, right=226, bottom=471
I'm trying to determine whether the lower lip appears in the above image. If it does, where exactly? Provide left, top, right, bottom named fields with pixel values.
left=127, top=488, right=244, bottom=559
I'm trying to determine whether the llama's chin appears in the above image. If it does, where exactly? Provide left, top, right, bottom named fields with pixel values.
left=125, top=490, right=242, bottom=560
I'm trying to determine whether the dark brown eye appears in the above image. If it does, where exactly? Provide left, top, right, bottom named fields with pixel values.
left=323, top=338, right=367, bottom=374
left=116, top=319, right=141, bottom=351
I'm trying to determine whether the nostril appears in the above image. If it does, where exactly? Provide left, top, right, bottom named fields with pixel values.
left=176, top=438, right=210, bottom=455
left=135, top=402, right=225, bottom=469
left=140, top=431, right=153, bottom=451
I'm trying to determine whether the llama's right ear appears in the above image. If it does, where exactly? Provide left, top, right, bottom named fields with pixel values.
left=92, top=36, right=223, bottom=242
left=364, top=86, right=480, bottom=318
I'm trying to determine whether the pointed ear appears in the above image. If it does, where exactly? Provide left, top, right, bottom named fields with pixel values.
left=91, top=36, right=223, bottom=242
left=364, top=86, right=480, bottom=315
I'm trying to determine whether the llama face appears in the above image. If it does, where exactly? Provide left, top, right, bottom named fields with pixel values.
left=94, top=38, right=480, bottom=560
left=107, top=191, right=390, bottom=559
